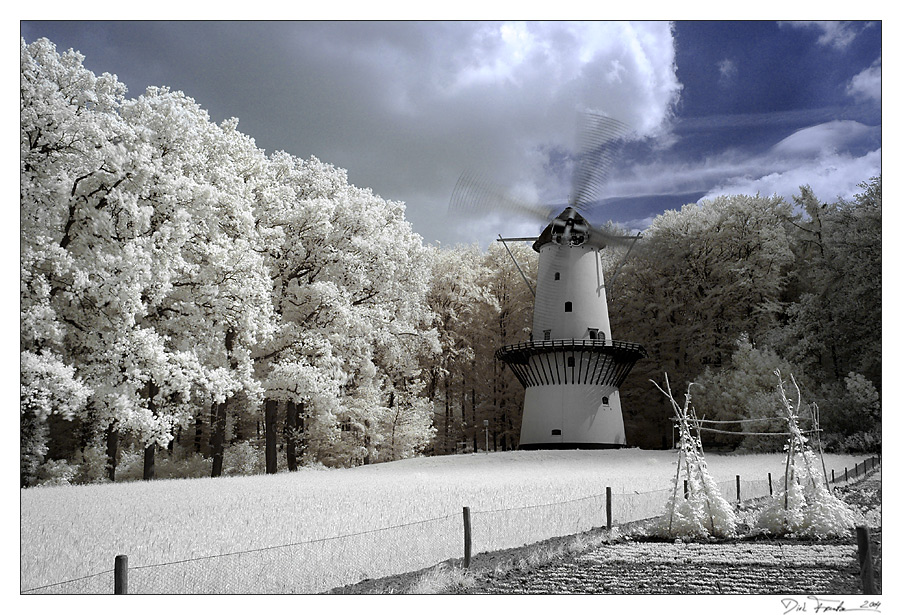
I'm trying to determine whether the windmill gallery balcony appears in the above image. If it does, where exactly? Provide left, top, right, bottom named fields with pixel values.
left=496, top=339, right=647, bottom=389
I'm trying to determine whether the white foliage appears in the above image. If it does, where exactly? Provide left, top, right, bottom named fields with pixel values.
left=752, top=449, right=860, bottom=538
left=651, top=376, right=737, bottom=540
left=20, top=350, right=92, bottom=423
left=20, top=350, right=93, bottom=484
left=751, top=372, right=860, bottom=538
left=21, top=36, right=445, bottom=472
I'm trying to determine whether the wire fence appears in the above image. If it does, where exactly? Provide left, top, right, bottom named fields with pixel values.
left=21, top=454, right=880, bottom=595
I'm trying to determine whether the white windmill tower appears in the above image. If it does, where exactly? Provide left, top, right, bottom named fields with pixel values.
left=451, top=113, right=646, bottom=449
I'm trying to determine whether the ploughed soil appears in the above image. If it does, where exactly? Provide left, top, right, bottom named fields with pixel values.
left=329, top=469, right=881, bottom=595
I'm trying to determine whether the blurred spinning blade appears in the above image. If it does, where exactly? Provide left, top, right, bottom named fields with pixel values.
left=448, top=112, right=636, bottom=245
left=569, top=113, right=631, bottom=210
left=449, top=169, right=555, bottom=224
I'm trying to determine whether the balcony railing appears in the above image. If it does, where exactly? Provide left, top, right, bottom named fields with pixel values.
left=495, top=339, right=647, bottom=389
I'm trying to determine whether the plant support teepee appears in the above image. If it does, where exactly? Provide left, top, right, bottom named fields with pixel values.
left=752, top=371, right=860, bottom=538
left=651, top=374, right=737, bottom=540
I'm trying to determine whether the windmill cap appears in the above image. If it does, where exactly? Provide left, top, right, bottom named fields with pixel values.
left=533, top=208, right=599, bottom=251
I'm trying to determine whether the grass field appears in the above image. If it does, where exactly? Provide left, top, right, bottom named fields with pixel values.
left=20, top=448, right=872, bottom=593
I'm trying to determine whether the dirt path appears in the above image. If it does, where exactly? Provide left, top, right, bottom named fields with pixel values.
left=332, top=469, right=881, bottom=594
left=456, top=470, right=881, bottom=595
left=461, top=538, right=863, bottom=594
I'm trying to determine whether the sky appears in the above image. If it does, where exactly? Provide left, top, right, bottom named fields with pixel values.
left=19, top=20, right=882, bottom=247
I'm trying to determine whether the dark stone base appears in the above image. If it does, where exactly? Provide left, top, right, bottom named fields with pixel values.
left=517, top=442, right=627, bottom=450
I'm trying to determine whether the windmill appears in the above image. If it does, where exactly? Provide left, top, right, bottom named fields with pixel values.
left=450, top=113, right=647, bottom=449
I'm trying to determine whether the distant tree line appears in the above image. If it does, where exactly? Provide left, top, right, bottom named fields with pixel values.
left=611, top=185, right=881, bottom=452
left=20, top=38, right=880, bottom=487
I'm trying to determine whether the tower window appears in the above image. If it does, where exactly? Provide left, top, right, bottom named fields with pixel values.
left=551, top=429, right=562, bottom=436
left=554, top=272, right=560, bottom=280
left=564, top=301, right=572, bottom=312
left=543, top=329, right=551, bottom=341
left=588, top=328, right=598, bottom=340
left=602, top=397, right=609, bottom=406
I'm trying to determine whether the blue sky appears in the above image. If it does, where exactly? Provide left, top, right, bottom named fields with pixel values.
left=19, top=20, right=881, bottom=246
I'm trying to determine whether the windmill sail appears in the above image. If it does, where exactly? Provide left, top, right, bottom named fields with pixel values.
left=570, top=113, right=631, bottom=210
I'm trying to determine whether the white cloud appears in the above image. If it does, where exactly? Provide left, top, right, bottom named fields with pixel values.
left=772, top=120, right=878, bottom=157
left=717, top=58, right=737, bottom=85
left=847, top=58, right=881, bottom=102
left=139, top=21, right=679, bottom=247
left=584, top=120, right=880, bottom=218
left=273, top=21, right=682, bottom=246
left=696, top=120, right=880, bottom=205
left=700, top=148, right=881, bottom=204
left=780, top=21, right=860, bottom=50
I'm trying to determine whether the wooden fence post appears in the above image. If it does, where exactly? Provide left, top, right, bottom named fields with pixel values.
left=114, top=554, right=128, bottom=595
left=736, top=475, right=741, bottom=501
left=683, top=479, right=688, bottom=499
left=606, top=487, right=612, bottom=531
left=768, top=472, right=773, bottom=496
left=462, top=507, right=472, bottom=568
left=831, top=469, right=835, bottom=484
left=856, top=526, right=876, bottom=594
left=845, top=467, right=849, bottom=482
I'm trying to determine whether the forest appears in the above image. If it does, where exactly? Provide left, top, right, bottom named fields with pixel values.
left=20, top=38, right=882, bottom=487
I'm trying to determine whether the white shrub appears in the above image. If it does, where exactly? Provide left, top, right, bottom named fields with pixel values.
left=752, top=449, right=860, bottom=538
left=34, top=459, right=79, bottom=487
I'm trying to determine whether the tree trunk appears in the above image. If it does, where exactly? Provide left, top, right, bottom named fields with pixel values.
left=286, top=400, right=299, bottom=472
left=471, top=388, right=478, bottom=453
left=444, top=374, right=451, bottom=453
left=210, top=400, right=227, bottom=477
left=142, top=380, right=159, bottom=480
left=363, top=419, right=372, bottom=465
left=265, top=399, right=278, bottom=474
left=208, top=404, right=216, bottom=450
left=194, top=415, right=203, bottom=453
left=105, top=425, right=118, bottom=482
left=388, top=392, right=397, bottom=460
left=143, top=444, right=155, bottom=480
left=211, top=329, right=237, bottom=478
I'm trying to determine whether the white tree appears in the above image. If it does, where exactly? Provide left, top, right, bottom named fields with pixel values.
left=255, top=152, right=438, bottom=468
left=20, top=350, right=92, bottom=486
left=21, top=38, right=276, bottom=480
left=611, top=193, right=796, bottom=448
left=20, top=38, right=178, bottom=479
left=692, top=334, right=801, bottom=451
left=23, top=36, right=444, bottom=481
left=423, top=243, right=489, bottom=452
left=120, top=88, right=275, bottom=477
left=472, top=241, right=536, bottom=451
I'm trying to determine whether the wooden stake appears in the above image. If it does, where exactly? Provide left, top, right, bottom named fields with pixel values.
left=856, top=526, right=877, bottom=594
left=462, top=507, right=472, bottom=568
left=114, top=554, right=128, bottom=595
left=606, top=487, right=612, bottom=531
